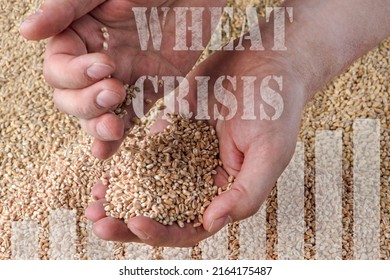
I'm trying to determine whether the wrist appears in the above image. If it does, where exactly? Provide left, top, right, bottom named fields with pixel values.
left=215, top=48, right=308, bottom=125
left=282, top=0, right=390, bottom=104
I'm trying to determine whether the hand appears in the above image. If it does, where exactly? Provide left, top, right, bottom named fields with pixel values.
left=86, top=47, right=307, bottom=247
left=20, top=0, right=226, bottom=159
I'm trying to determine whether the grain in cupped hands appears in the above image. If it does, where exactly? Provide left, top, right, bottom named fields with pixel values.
left=104, top=114, right=225, bottom=228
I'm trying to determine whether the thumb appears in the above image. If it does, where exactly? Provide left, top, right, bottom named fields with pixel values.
left=203, top=141, right=292, bottom=234
left=20, top=0, right=105, bottom=40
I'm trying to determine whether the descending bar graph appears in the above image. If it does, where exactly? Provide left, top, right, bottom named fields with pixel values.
left=239, top=204, right=267, bottom=259
left=163, top=247, right=192, bottom=260
left=86, top=221, right=114, bottom=260
left=8, top=119, right=383, bottom=260
left=353, top=119, right=380, bottom=259
left=125, top=243, right=153, bottom=260
left=48, top=209, right=77, bottom=260
left=200, top=225, right=228, bottom=259
left=315, top=130, right=342, bottom=259
left=11, top=220, right=39, bottom=260
left=277, top=142, right=305, bottom=260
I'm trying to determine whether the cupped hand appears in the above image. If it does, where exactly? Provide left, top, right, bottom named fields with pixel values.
left=20, top=0, right=226, bottom=159
left=86, top=46, right=308, bottom=247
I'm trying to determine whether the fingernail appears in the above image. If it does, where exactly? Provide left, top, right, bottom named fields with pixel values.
left=207, top=216, right=231, bottom=233
left=96, top=122, right=111, bottom=139
left=128, top=224, right=150, bottom=240
left=96, top=90, right=122, bottom=109
left=87, top=63, right=114, bottom=80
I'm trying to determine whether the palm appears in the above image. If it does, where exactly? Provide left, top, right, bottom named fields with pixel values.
left=69, top=0, right=214, bottom=86
left=42, top=0, right=225, bottom=158
left=87, top=49, right=305, bottom=247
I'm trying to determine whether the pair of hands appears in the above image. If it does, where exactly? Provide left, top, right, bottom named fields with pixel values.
left=20, top=0, right=305, bottom=247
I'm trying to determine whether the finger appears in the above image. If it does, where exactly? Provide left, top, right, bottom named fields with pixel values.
left=203, top=139, right=293, bottom=234
left=79, top=113, right=124, bottom=141
left=46, top=53, right=115, bottom=89
left=149, top=112, right=169, bottom=135
left=20, top=0, right=105, bottom=40
left=89, top=86, right=167, bottom=159
left=93, top=217, right=141, bottom=242
left=44, top=29, right=115, bottom=89
left=88, top=175, right=213, bottom=245
left=88, top=182, right=141, bottom=242
left=53, top=79, right=125, bottom=119
left=91, top=138, right=124, bottom=160
left=86, top=181, right=108, bottom=222
left=85, top=200, right=107, bottom=222
left=127, top=216, right=213, bottom=247
left=91, top=180, right=108, bottom=200
left=90, top=112, right=167, bottom=160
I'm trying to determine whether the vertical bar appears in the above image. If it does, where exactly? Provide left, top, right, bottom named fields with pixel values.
left=315, top=130, right=343, bottom=259
left=353, top=119, right=380, bottom=259
left=48, top=208, right=77, bottom=260
left=277, top=142, right=304, bottom=259
left=163, top=247, right=192, bottom=260
left=86, top=221, right=114, bottom=260
left=125, top=243, right=153, bottom=260
left=239, top=204, right=267, bottom=259
left=200, top=225, right=228, bottom=259
left=11, top=220, right=40, bottom=260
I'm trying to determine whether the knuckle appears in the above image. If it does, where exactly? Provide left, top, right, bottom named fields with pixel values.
left=229, top=187, right=259, bottom=219
left=80, top=120, right=100, bottom=140
left=77, top=95, right=104, bottom=119
left=52, top=90, right=66, bottom=113
left=77, top=103, right=95, bottom=119
left=43, top=65, right=55, bottom=87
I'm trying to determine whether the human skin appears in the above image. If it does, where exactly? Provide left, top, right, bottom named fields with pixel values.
left=20, top=0, right=226, bottom=159
left=86, top=0, right=390, bottom=247
left=21, top=0, right=390, bottom=246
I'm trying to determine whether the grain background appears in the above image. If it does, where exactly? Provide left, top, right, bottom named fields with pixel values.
left=0, top=0, right=389, bottom=260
